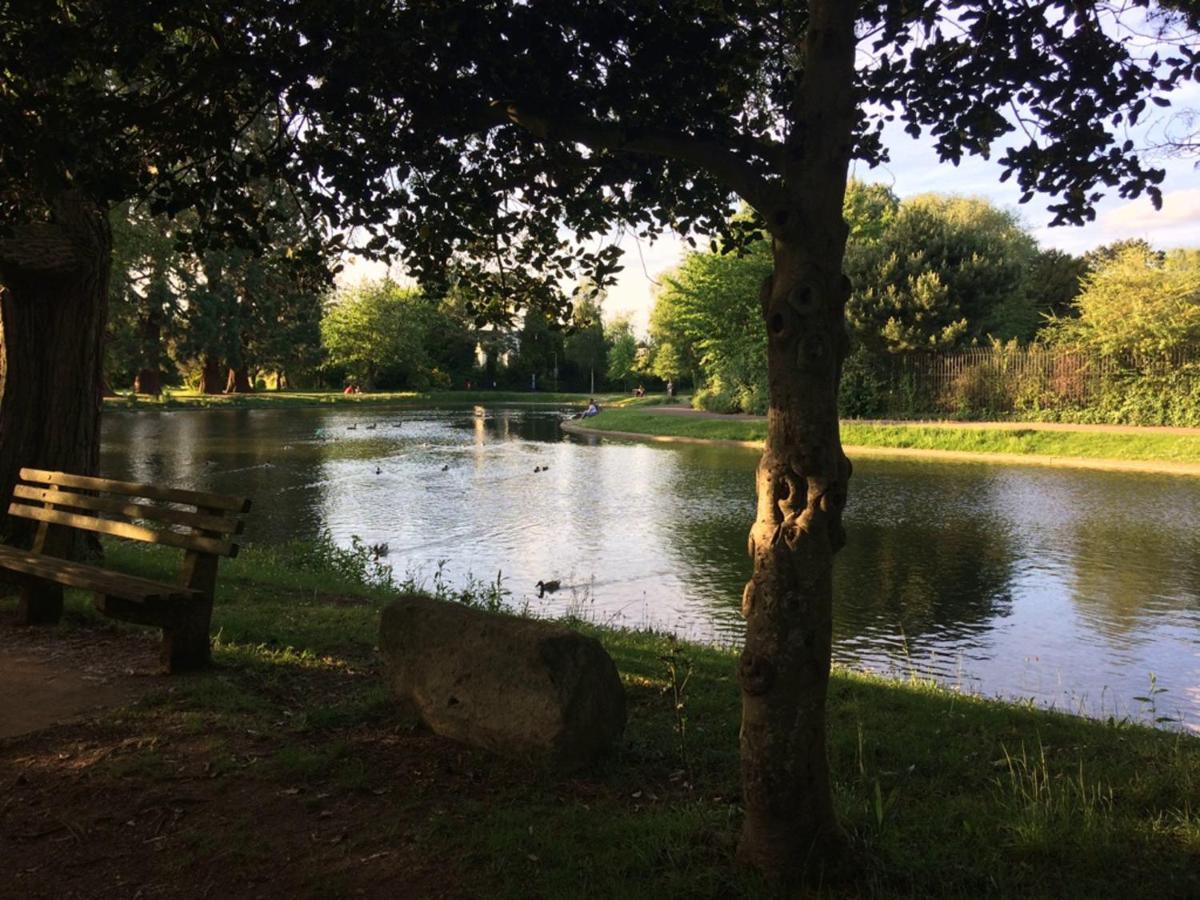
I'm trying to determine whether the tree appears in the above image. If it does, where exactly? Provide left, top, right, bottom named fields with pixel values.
left=605, top=316, right=639, bottom=390
left=655, top=239, right=773, bottom=412
left=279, top=0, right=1197, bottom=877
left=511, top=306, right=566, bottom=390
left=175, top=247, right=249, bottom=393
left=106, top=203, right=185, bottom=394
left=1083, top=237, right=1164, bottom=271
left=1043, top=246, right=1200, bottom=357
left=0, top=1, right=295, bottom=534
left=1028, top=248, right=1089, bottom=324
left=321, top=280, right=438, bottom=389
left=843, top=178, right=900, bottom=244
left=846, top=194, right=1040, bottom=352
left=563, top=287, right=608, bottom=393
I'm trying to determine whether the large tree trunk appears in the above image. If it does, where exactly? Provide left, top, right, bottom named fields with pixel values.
left=224, top=365, right=253, bottom=393
left=133, top=297, right=164, bottom=395
left=735, top=0, right=858, bottom=878
left=0, top=192, right=112, bottom=544
left=199, top=354, right=223, bottom=394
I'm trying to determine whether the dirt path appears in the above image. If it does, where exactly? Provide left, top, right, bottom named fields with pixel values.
left=647, top=405, right=1200, bottom=436
left=0, top=611, right=159, bottom=739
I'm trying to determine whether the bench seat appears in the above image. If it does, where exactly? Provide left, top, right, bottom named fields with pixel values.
left=2, top=467, right=250, bottom=672
left=0, top=545, right=201, bottom=605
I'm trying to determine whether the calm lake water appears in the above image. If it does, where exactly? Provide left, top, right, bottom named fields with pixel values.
left=100, top=405, right=1200, bottom=731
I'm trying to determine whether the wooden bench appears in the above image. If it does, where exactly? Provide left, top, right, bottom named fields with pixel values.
left=0, top=467, right=251, bottom=673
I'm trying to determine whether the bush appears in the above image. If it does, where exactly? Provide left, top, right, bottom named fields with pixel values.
left=693, top=380, right=742, bottom=414
left=839, top=347, right=888, bottom=418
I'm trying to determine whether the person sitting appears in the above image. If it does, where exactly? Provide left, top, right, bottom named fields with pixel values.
left=578, top=398, right=600, bottom=418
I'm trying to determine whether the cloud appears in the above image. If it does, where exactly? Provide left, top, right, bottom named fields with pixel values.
left=1101, top=188, right=1200, bottom=231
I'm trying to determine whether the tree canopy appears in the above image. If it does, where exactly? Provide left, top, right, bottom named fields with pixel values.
left=845, top=194, right=1040, bottom=352
left=1044, top=246, right=1200, bottom=357
left=280, top=1, right=1196, bottom=309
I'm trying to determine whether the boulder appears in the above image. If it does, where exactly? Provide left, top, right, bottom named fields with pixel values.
left=378, top=595, right=626, bottom=771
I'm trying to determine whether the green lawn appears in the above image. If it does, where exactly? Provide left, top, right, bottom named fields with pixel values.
left=5, top=536, right=1196, bottom=897
left=578, top=407, right=1200, bottom=465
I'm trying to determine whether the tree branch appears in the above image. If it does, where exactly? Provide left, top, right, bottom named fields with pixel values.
left=496, top=103, right=779, bottom=216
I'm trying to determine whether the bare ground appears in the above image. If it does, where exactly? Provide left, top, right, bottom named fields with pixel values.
left=0, top=611, right=528, bottom=899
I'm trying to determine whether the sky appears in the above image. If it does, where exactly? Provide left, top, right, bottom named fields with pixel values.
left=340, top=69, right=1200, bottom=338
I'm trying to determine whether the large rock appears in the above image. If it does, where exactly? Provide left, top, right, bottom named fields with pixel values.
left=379, top=595, right=626, bottom=771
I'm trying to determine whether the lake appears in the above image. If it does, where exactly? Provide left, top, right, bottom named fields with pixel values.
left=100, top=404, right=1200, bottom=730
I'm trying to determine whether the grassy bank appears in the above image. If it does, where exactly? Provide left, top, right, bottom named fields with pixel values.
left=575, top=406, right=1200, bottom=466
left=103, top=388, right=624, bottom=411
left=2, top=536, right=1197, bottom=897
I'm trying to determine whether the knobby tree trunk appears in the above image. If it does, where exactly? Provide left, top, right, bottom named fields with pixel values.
left=199, top=354, right=223, bottom=394
left=735, top=0, right=859, bottom=878
left=0, top=191, right=112, bottom=544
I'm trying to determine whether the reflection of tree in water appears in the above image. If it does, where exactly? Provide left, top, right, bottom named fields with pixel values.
left=833, top=516, right=1017, bottom=647
left=665, top=445, right=759, bottom=621
left=101, top=409, right=334, bottom=543
left=467, top=409, right=567, bottom=443
left=670, top=456, right=1022, bottom=647
left=1064, top=517, right=1200, bottom=638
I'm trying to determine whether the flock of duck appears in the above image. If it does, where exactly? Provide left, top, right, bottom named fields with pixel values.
left=348, top=414, right=562, bottom=600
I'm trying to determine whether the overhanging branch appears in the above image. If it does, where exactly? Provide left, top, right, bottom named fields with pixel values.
left=497, top=103, right=778, bottom=216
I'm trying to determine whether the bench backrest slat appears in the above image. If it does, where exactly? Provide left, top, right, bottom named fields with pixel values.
left=12, top=485, right=244, bottom=536
left=19, top=467, right=251, bottom=514
left=9, top=503, right=238, bottom=558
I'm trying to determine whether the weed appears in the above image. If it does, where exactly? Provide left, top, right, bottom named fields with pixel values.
left=1134, top=672, right=1175, bottom=725
left=660, top=639, right=694, bottom=779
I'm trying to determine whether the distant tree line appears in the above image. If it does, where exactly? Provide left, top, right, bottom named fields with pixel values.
left=641, top=182, right=1200, bottom=420
left=107, top=211, right=652, bottom=395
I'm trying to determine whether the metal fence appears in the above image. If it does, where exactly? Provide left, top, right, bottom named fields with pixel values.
left=872, top=346, right=1200, bottom=419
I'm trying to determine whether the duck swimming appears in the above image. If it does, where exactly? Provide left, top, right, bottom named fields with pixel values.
left=536, top=579, right=561, bottom=597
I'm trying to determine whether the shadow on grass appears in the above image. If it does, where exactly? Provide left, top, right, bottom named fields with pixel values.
left=4, top=542, right=1196, bottom=897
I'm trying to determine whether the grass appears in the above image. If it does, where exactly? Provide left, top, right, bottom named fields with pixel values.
left=6, top=535, right=1197, bottom=897
left=576, top=406, right=1200, bottom=465
left=103, top=388, right=625, bottom=411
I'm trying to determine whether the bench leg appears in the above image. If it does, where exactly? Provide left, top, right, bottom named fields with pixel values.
left=160, top=600, right=213, bottom=673
left=17, top=583, right=63, bottom=625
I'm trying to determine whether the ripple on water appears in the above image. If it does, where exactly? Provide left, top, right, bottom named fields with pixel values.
left=100, top=407, right=1200, bottom=731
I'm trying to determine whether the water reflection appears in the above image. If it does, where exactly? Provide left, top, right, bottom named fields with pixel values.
left=99, top=406, right=1200, bottom=730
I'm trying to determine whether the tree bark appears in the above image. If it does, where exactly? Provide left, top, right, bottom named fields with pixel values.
left=199, top=354, right=223, bottom=394
left=133, top=295, right=164, bottom=394
left=735, top=0, right=859, bottom=879
left=0, top=191, right=112, bottom=544
left=224, top=365, right=252, bottom=393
